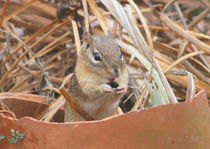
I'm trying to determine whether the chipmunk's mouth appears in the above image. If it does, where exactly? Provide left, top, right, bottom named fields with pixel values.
left=109, top=78, right=115, bottom=82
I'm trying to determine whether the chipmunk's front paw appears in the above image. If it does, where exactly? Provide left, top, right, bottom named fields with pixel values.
left=103, top=84, right=114, bottom=93
left=106, top=82, right=126, bottom=94
left=116, top=86, right=126, bottom=94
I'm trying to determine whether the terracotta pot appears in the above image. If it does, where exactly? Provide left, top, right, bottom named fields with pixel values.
left=0, top=91, right=209, bottom=149
left=0, top=93, right=64, bottom=122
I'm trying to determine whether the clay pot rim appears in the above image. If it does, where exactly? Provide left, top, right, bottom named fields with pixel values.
left=0, top=90, right=207, bottom=125
left=0, top=92, right=48, bottom=104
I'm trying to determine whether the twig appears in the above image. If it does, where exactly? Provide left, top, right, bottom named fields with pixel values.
left=82, top=0, right=89, bottom=32
left=3, top=0, right=37, bottom=23
left=0, top=0, right=10, bottom=28
left=0, top=29, right=55, bottom=97
left=87, top=0, right=109, bottom=34
left=173, top=2, right=210, bottom=69
left=72, top=20, right=81, bottom=54
left=160, top=12, right=210, bottom=54
left=0, top=102, right=16, bottom=119
left=188, top=7, right=210, bottom=29
left=58, top=74, right=94, bottom=121
left=164, top=51, right=205, bottom=73
left=1, top=19, right=59, bottom=67
left=127, top=0, right=154, bottom=83
left=0, top=33, right=10, bottom=61
left=182, top=60, right=210, bottom=85
left=37, top=96, right=65, bottom=122
left=131, top=86, right=147, bottom=111
left=174, top=2, right=188, bottom=30
left=0, top=33, right=10, bottom=81
left=186, top=72, right=195, bottom=100
left=59, top=87, right=94, bottom=121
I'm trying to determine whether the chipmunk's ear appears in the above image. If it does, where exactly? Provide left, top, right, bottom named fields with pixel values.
left=82, top=31, right=92, bottom=50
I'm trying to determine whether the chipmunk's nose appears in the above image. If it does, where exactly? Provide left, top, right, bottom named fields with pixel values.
left=109, top=68, right=120, bottom=82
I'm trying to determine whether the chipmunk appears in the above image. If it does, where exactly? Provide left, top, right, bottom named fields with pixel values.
left=64, top=32, right=128, bottom=122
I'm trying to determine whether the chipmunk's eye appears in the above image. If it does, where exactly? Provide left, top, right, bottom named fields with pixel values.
left=93, top=52, right=101, bottom=61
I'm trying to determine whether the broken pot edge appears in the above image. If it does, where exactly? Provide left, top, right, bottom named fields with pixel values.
left=0, top=90, right=208, bottom=124
left=0, top=90, right=209, bottom=149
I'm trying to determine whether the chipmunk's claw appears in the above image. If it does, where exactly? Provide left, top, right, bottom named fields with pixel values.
left=103, top=83, right=126, bottom=94
left=116, top=86, right=126, bottom=94
left=103, top=84, right=114, bottom=93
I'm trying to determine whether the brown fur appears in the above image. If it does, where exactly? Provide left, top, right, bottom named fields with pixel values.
left=64, top=33, right=128, bottom=122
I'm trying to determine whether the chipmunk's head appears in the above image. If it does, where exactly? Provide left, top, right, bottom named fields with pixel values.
left=76, top=32, right=126, bottom=83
